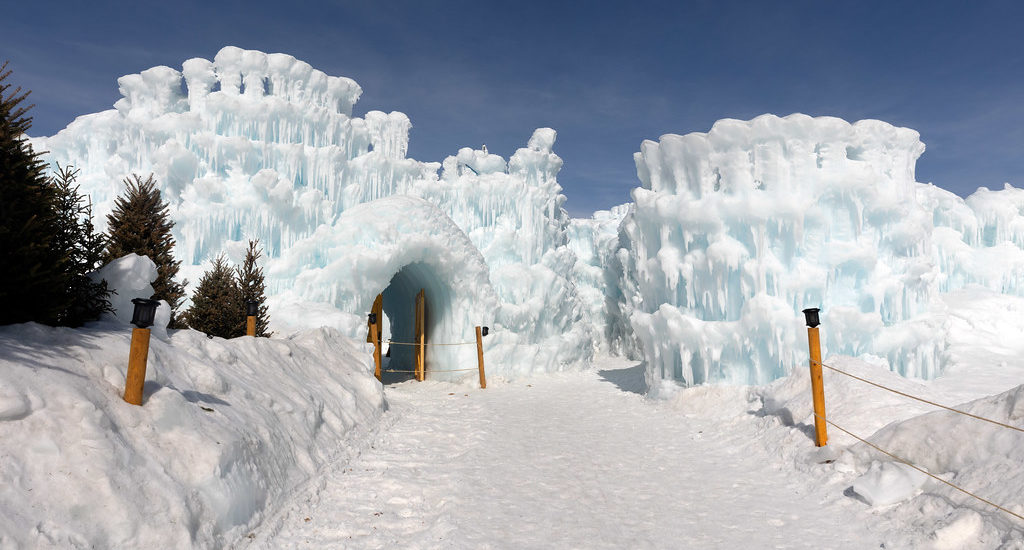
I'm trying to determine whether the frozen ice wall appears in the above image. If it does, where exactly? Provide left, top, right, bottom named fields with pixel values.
left=618, top=113, right=1024, bottom=396
left=40, top=47, right=1024, bottom=388
left=921, top=183, right=1024, bottom=295
left=32, top=47, right=591, bottom=377
left=35, top=47, right=433, bottom=266
left=412, top=130, right=594, bottom=372
left=567, top=205, right=635, bottom=357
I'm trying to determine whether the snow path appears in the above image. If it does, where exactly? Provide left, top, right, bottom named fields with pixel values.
left=253, top=360, right=877, bottom=549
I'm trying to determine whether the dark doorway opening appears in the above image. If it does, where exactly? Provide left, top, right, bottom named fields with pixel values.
left=369, top=262, right=450, bottom=384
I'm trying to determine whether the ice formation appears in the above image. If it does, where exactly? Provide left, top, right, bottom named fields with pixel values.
left=567, top=205, right=633, bottom=356
left=33, top=46, right=591, bottom=378
left=611, top=114, right=1024, bottom=395
left=34, top=47, right=1024, bottom=391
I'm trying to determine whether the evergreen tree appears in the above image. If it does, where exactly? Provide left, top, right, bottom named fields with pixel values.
left=236, top=239, right=270, bottom=337
left=0, top=61, right=67, bottom=325
left=50, top=164, right=111, bottom=325
left=185, top=255, right=245, bottom=338
left=104, top=173, right=187, bottom=325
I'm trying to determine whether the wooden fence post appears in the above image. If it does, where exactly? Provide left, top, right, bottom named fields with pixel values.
left=475, top=326, right=487, bottom=389
left=123, top=327, right=151, bottom=406
left=803, top=308, right=828, bottom=447
left=246, top=300, right=258, bottom=337
left=370, top=320, right=382, bottom=381
left=415, top=289, right=425, bottom=381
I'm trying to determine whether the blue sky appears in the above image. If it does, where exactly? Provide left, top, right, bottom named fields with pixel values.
left=4, top=1, right=1023, bottom=216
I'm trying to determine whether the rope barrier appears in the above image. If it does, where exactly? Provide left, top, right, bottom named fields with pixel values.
left=382, top=368, right=481, bottom=372
left=386, top=340, right=477, bottom=347
left=813, top=412, right=1024, bottom=523
left=815, top=360, right=1024, bottom=434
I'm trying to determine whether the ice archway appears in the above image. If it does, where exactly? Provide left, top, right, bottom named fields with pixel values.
left=269, top=195, right=500, bottom=377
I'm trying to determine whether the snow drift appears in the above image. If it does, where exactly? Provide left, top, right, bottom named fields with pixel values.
left=756, top=344, right=1024, bottom=546
left=0, top=322, right=383, bottom=548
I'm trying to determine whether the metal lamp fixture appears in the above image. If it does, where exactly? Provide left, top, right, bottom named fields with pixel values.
left=481, top=326, right=489, bottom=337
left=368, top=312, right=377, bottom=325
left=802, top=308, right=820, bottom=328
left=130, top=298, right=160, bottom=328
left=246, top=300, right=259, bottom=317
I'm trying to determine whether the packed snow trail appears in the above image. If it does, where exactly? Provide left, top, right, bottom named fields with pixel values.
left=252, top=359, right=877, bottom=549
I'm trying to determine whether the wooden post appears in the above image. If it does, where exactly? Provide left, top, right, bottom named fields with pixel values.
left=415, top=289, right=425, bottom=381
left=366, top=294, right=382, bottom=343
left=370, top=321, right=382, bottom=381
left=475, top=326, right=486, bottom=389
left=123, top=327, right=152, bottom=406
left=807, top=326, right=828, bottom=447
left=246, top=316, right=256, bottom=337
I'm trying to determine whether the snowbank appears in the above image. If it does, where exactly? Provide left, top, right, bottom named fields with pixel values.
left=754, top=338, right=1024, bottom=547
left=0, top=322, right=383, bottom=548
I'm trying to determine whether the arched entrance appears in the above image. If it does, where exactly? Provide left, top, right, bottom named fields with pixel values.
left=367, top=287, right=425, bottom=382
left=272, top=195, right=500, bottom=380
left=368, top=260, right=465, bottom=383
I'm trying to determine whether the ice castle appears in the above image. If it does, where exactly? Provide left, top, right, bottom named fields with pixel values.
left=32, top=47, right=1024, bottom=394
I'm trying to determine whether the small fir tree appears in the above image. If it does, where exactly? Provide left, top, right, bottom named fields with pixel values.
left=236, top=239, right=270, bottom=337
left=50, top=163, right=111, bottom=325
left=105, top=173, right=187, bottom=325
left=185, top=255, right=245, bottom=338
left=0, top=61, right=67, bottom=325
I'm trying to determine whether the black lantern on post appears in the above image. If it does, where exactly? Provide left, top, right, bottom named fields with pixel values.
left=802, top=307, right=820, bottom=328
left=130, top=298, right=160, bottom=329
left=801, top=306, right=828, bottom=447
left=368, top=312, right=377, bottom=325
left=245, top=300, right=259, bottom=337
left=481, top=326, right=489, bottom=337
left=124, top=298, right=159, bottom=406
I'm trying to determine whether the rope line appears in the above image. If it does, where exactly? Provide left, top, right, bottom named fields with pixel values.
left=385, top=368, right=479, bottom=372
left=815, top=361, right=1024, bottom=434
left=386, top=340, right=476, bottom=347
left=814, top=412, right=1024, bottom=523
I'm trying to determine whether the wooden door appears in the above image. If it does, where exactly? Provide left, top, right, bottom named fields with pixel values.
left=414, top=288, right=425, bottom=381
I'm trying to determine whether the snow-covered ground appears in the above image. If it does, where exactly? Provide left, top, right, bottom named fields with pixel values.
left=2, top=290, right=1023, bottom=548
left=252, top=358, right=877, bottom=549
left=246, top=290, right=1024, bottom=549
left=249, top=348, right=1024, bottom=549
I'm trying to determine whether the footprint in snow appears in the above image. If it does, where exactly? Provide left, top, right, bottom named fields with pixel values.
left=0, top=392, right=32, bottom=421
